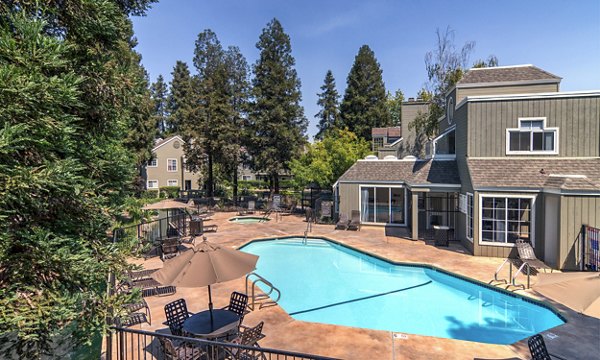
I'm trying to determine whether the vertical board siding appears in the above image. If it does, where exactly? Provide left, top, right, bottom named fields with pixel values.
left=467, top=96, right=600, bottom=158
left=559, top=196, right=600, bottom=270
left=338, top=183, right=359, bottom=220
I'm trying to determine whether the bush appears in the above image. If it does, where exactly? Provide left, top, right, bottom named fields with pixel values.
left=141, top=190, right=160, bottom=199
left=159, top=186, right=180, bottom=199
left=238, top=180, right=269, bottom=190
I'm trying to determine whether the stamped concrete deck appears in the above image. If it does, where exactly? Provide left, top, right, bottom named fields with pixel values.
left=127, top=212, right=600, bottom=360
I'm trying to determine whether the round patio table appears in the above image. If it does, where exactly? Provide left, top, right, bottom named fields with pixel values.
left=182, top=309, right=240, bottom=340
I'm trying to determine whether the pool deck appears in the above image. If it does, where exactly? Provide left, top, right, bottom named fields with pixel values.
left=127, top=212, right=599, bottom=360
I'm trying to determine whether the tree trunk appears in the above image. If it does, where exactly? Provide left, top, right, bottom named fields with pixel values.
left=274, top=172, right=280, bottom=194
left=233, top=155, right=238, bottom=206
left=207, top=152, right=214, bottom=198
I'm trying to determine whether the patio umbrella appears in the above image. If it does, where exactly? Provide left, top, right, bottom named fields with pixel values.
left=151, top=237, right=259, bottom=325
left=142, top=199, right=195, bottom=210
left=532, top=272, right=600, bottom=318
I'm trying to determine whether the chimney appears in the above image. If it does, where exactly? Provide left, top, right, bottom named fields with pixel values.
left=408, top=97, right=415, bottom=102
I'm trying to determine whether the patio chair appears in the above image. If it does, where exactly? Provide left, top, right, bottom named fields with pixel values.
left=164, top=299, right=193, bottom=336
left=123, top=298, right=151, bottom=325
left=281, top=201, right=297, bottom=216
left=528, top=334, right=567, bottom=360
left=516, top=239, right=552, bottom=272
left=116, top=312, right=149, bottom=328
left=158, top=337, right=207, bottom=360
left=222, top=291, right=249, bottom=325
left=128, top=268, right=158, bottom=282
left=225, top=321, right=266, bottom=360
left=335, top=213, right=350, bottom=230
left=347, top=210, right=361, bottom=231
left=161, top=237, right=182, bottom=261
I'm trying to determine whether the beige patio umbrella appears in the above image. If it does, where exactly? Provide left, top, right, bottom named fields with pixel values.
left=152, top=237, right=259, bottom=324
left=142, top=199, right=195, bottom=210
left=533, top=272, right=600, bottom=318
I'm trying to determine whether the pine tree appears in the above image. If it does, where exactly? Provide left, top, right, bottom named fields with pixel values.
left=248, top=18, right=307, bottom=194
left=0, top=0, right=156, bottom=355
left=150, top=75, right=169, bottom=135
left=315, top=70, right=340, bottom=140
left=168, top=61, right=193, bottom=135
left=339, top=45, right=390, bottom=140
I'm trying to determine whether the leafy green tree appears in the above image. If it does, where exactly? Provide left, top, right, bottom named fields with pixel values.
left=0, top=0, right=154, bottom=355
left=386, top=89, right=404, bottom=127
left=248, top=18, right=307, bottom=194
left=339, top=45, right=390, bottom=140
left=167, top=61, right=193, bottom=135
left=150, top=75, right=169, bottom=135
left=315, top=70, right=340, bottom=140
left=473, top=55, right=499, bottom=68
left=290, top=129, right=371, bottom=188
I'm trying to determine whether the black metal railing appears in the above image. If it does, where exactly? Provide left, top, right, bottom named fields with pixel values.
left=111, top=327, right=339, bottom=360
left=582, top=224, right=600, bottom=271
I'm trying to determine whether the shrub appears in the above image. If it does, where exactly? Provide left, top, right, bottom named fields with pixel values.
left=159, top=186, right=180, bottom=198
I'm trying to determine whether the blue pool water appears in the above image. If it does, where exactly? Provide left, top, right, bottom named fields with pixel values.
left=240, top=238, right=564, bottom=344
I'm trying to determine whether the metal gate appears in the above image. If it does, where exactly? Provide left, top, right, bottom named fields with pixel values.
left=418, top=192, right=459, bottom=240
left=582, top=225, right=600, bottom=271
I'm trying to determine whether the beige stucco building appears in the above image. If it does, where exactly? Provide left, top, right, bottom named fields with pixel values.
left=143, top=135, right=202, bottom=191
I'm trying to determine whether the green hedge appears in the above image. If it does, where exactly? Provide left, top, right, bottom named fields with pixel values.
left=238, top=180, right=269, bottom=189
left=159, top=186, right=180, bottom=198
left=141, top=190, right=160, bottom=199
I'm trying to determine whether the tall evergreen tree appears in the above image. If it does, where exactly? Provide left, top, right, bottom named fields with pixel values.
left=315, top=70, right=340, bottom=140
left=0, top=0, right=156, bottom=355
left=248, top=18, right=307, bottom=194
left=184, top=29, right=232, bottom=197
left=167, top=61, right=193, bottom=135
left=339, top=45, right=390, bottom=140
left=150, top=75, right=169, bottom=135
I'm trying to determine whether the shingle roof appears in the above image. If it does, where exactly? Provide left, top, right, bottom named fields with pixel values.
left=338, top=160, right=461, bottom=186
left=458, top=65, right=561, bottom=85
left=467, top=158, right=600, bottom=192
left=371, top=127, right=402, bottom=138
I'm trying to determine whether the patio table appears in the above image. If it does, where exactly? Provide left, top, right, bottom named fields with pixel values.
left=182, top=309, right=240, bottom=340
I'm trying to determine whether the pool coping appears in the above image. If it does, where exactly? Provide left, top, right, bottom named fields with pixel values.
left=228, top=216, right=272, bottom=223
left=239, top=234, right=568, bottom=343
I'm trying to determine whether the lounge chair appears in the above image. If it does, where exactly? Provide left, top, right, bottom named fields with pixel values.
left=510, top=239, right=552, bottom=289
left=347, top=210, right=360, bottom=231
left=225, top=321, right=266, bottom=360
left=164, top=299, right=193, bottom=336
left=528, top=334, right=567, bottom=360
left=158, top=337, right=207, bottom=360
left=335, top=213, right=350, bottom=230
left=122, top=298, right=151, bottom=325
left=161, top=237, right=182, bottom=260
left=281, top=201, right=297, bottom=216
left=128, top=268, right=158, bottom=282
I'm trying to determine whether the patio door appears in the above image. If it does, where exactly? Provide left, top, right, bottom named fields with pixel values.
left=360, top=186, right=406, bottom=226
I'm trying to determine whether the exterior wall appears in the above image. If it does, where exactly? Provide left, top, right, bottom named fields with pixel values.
left=558, top=195, right=600, bottom=270
left=467, top=96, right=600, bottom=158
left=455, top=83, right=559, bottom=104
left=145, top=138, right=202, bottom=190
left=338, top=183, right=359, bottom=220
left=399, top=102, right=428, bottom=158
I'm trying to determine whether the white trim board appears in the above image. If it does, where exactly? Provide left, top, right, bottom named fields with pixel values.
left=152, top=135, right=185, bottom=151
left=456, top=90, right=600, bottom=110
left=478, top=193, right=537, bottom=248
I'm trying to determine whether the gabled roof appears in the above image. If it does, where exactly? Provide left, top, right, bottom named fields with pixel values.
left=458, top=64, right=561, bottom=86
left=372, top=127, right=402, bottom=138
left=152, top=135, right=184, bottom=151
left=467, top=158, right=600, bottom=193
left=337, top=159, right=461, bottom=187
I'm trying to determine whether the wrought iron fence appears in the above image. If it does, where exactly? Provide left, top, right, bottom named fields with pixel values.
left=110, top=327, right=339, bottom=360
left=582, top=224, right=600, bottom=271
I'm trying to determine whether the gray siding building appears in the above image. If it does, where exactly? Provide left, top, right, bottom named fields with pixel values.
left=336, top=65, right=600, bottom=270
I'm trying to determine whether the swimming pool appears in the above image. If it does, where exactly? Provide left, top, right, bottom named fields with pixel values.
left=240, top=237, right=564, bottom=344
left=228, top=216, right=270, bottom=224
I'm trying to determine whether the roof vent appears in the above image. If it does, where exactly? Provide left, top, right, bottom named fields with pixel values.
left=364, top=155, right=378, bottom=161
left=402, top=155, right=417, bottom=161
left=383, top=155, right=397, bottom=160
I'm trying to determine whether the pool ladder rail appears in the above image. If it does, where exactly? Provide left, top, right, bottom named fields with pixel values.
left=245, top=272, right=281, bottom=311
left=491, top=259, right=532, bottom=290
left=303, top=214, right=313, bottom=245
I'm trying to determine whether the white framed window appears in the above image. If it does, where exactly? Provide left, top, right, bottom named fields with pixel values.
left=167, top=179, right=178, bottom=187
left=147, top=158, right=157, bottom=167
left=167, top=158, right=177, bottom=172
left=466, top=192, right=474, bottom=242
left=358, top=185, right=407, bottom=226
left=242, top=175, right=251, bottom=181
left=147, top=180, right=159, bottom=189
left=479, top=194, right=535, bottom=247
left=506, top=117, right=558, bottom=155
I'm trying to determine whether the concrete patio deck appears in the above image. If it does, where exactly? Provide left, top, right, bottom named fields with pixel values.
left=125, top=211, right=599, bottom=360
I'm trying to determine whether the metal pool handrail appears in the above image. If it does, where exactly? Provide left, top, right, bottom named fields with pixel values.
left=245, top=272, right=281, bottom=310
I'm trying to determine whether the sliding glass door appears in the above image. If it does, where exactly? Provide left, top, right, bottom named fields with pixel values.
left=360, top=186, right=406, bottom=225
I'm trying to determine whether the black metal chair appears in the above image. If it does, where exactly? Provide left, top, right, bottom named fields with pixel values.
left=528, top=334, right=566, bottom=360
left=158, top=337, right=207, bottom=360
left=225, top=321, right=266, bottom=360
left=164, top=299, right=192, bottom=336
left=222, top=291, right=249, bottom=324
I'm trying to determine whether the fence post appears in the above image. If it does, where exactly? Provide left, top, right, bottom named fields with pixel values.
left=581, top=225, right=586, bottom=271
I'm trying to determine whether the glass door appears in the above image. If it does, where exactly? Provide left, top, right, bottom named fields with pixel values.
left=360, top=186, right=405, bottom=225
left=375, top=188, right=390, bottom=223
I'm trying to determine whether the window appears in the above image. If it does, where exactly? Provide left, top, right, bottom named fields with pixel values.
left=428, top=126, right=455, bottom=159
left=167, top=179, right=178, bottom=187
left=466, top=193, right=474, bottom=241
left=242, top=175, right=251, bottom=181
left=167, top=158, right=177, bottom=172
left=147, top=180, right=158, bottom=189
left=360, top=186, right=406, bottom=225
left=147, top=158, right=157, bottom=167
left=372, top=137, right=384, bottom=151
left=480, top=195, right=534, bottom=246
left=507, top=118, right=558, bottom=154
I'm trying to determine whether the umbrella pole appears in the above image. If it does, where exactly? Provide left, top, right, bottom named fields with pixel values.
left=208, top=284, right=214, bottom=330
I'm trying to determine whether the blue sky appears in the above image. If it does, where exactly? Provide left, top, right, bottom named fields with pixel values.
left=132, top=0, right=600, bottom=139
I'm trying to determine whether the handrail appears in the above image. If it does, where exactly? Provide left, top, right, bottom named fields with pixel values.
left=245, top=272, right=281, bottom=310
left=303, top=213, right=312, bottom=244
